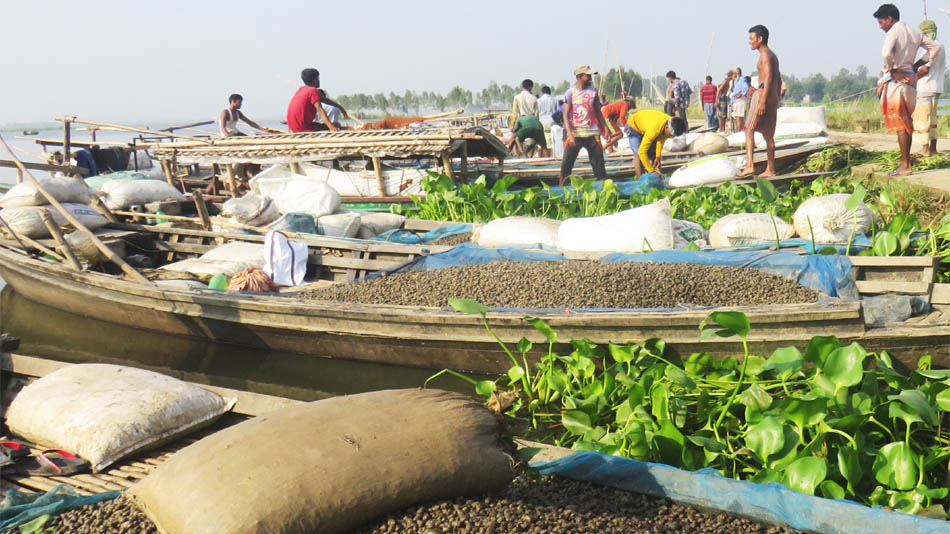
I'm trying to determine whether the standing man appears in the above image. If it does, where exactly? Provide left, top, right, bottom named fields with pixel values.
left=626, top=109, right=687, bottom=180
left=286, top=68, right=350, bottom=133
left=219, top=94, right=279, bottom=137
left=600, top=93, right=635, bottom=152
left=913, top=19, right=945, bottom=156
left=666, top=71, right=691, bottom=123
left=700, top=76, right=718, bottom=128
left=560, top=64, right=609, bottom=186
left=717, top=71, right=736, bottom=132
left=738, top=25, right=782, bottom=178
left=511, top=79, right=538, bottom=120
left=731, top=67, right=750, bottom=131
left=874, top=4, right=942, bottom=175
left=537, top=86, right=557, bottom=149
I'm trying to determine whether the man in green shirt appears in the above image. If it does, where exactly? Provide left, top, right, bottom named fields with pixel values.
left=508, top=114, right=550, bottom=157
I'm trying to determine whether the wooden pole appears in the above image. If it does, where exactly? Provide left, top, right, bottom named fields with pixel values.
left=0, top=133, right=151, bottom=283
left=441, top=152, right=455, bottom=180
left=289, top=162, right=303, bottom=175
left=62, top=119, right=71, bottom=166
left=460, top=143, right=468, bottom=184
left=0, top=215, right=64, bottom=261
left=39, top=210, right=82, bottom=271
left=160, top=159, right=175, bottom=187
left=191, top=190, right=213, bottom=231
left=372, top=157, right=386, bottom=197
left=88, top=194, right=119, bottom=223
left=225, top=164, right=239, bottom=196
left=55, top=116, right=212, bottom=144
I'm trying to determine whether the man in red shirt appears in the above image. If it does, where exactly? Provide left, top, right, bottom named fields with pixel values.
left=286, top=68, right=350, bottom=133
left=700, top=76, right=718, bottom=128
left=600, top=93, right=635, bottom=152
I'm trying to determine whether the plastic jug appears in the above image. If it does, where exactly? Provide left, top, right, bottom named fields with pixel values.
left=208, top=273, right=228, bottom=290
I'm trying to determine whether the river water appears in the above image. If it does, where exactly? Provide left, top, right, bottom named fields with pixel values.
left=0, top=285, right=474, bottom=399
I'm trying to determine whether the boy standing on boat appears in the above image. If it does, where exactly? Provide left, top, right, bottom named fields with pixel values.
left=738, top=24, right=782, bottom=179
left=286, top=68, right=350, bottom=133
left=219, top=94, right=279, bottom=137
left=912, top=20, right=945, bottom=157
left=559, top=65, right=609, bottom=186
left=626, top=109, right=687, bottom=180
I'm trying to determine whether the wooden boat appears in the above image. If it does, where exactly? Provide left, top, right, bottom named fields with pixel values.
left=0, top=222, right=945, bottom=377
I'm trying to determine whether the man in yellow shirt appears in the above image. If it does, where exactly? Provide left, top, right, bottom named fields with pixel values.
left=626, top=110, right=687, bottom=179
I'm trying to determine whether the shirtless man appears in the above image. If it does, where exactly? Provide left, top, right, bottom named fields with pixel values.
left=739, top=24, right=781, bottom=178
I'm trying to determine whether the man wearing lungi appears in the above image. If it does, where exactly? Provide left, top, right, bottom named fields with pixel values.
left=739, top=25, right=782, bottom=178
left=912, top=20, right=945, bottom=157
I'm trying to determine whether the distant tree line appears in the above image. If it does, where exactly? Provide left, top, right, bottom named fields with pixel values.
left=333, top=65, right=948, bottom=116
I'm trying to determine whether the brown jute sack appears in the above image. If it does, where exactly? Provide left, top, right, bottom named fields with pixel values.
left=128, top=389, right=514, bottom=534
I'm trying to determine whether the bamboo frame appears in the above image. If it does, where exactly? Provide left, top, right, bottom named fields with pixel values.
left=39, top=210, right=82, bottom=271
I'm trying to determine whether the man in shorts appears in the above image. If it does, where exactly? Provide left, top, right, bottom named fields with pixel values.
left=912, top=19, right=945, bottom=156
left=730, top=67, right=750, bottom=131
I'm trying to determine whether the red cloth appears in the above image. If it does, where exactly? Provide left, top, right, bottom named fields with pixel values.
left=286, top=86, right=322, bottom=132
left=700, top=83, right=717, bottom=104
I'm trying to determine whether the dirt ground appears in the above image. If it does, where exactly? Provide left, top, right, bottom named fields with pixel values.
left=828, top=130, right=950, bottom=195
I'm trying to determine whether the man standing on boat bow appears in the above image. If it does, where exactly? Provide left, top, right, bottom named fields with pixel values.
left=287, top=68, right=351, bottom=133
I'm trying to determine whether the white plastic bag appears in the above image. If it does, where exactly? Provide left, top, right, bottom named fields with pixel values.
left=317, top=212, right=361, bottom=238
left=0, top=204, right=109, bottom=239
left=556, top=198, right=674, bottom=253
left=99, top=179, right=185, bottom=210
left=709, top=213, right=796, bottom=247
left=793, top=194, right=873, bottom=243
left=662, top=135, right=689, bottom=153
left=672, top=219, right=708, bottom=249
left=476, top=216, right=561, bottom=248
left=668, top=155, right=739, bottom=188
left=5, top=363, right=234, bottom=472
left=0, top=175, right=91, bottom=208
left=263, top=231, right=308, bottom=286
left=252, top=175, right=341, bottom=218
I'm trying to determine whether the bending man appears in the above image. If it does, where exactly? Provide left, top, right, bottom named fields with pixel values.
left=626, top=109, right=687, bottom=180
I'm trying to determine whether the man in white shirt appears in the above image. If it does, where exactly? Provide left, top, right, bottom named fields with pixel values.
left=537, top=86, right=557, bottom=128
left=874, top=4, right=942, bottom=175
left=913, top=19, right=946, bottom=156
left=511, top=79, right=539, bottom=119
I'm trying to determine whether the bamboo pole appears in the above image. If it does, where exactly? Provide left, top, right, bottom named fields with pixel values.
left=160, top=159, right=175, bottom=187
left=0, top=133, right=151, bottom=283
left=39, top=210, right=82, bottom=271
left=55, top=116, right=212, bottom=144
left=111, top=210, right=270, bottom=235
left=224, top=164, right=239, bottom=197
left=191, top=190, right=213, bottom=231
left=0, top=215, right=64, bottom=261
left=371, top=157, right=386, bottom=197
left=62, top=119, right=71, bottom=166
left=150, top=133, right=482, bottom=149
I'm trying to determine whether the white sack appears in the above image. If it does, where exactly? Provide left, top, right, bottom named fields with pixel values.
left=0, top=175, right=91, bottom=208
left=793, top=193, right=874, bottom=243
left=557, top=198, right=674, bottom=253
left=776, top=106, right=827, bottom=130
left=5, top=363, right=234, bottom=472
left=0, top=204, right=108, bottom=239
left=317, top=212, right=361, bottom=238
left=662, top=135, right=689, bottom=153
left=688, top=133, right=730, bottom=155
left=475, top=216, right=561, bottom=248
left=263, top=231, right=308, bottom=286
left=222, top=193, right=280, bottom=227
left=672, top=219, right=708, bottom=249
left=127, top=149, right=154, bottom=170
left=62, top=230, right=101, bottom=263
left=251, top=175, right=341, bottom=218
left=356, top=212, right=406, bottom=239
left=160, top=241, right=265, bottom=279
left=668, top=155, right=739, bottom=188
left=774, top=122, right=826, bottom=140
left=99, top=179, right=185, bottom=210
left=709, top=213, right=796, bottom=247
left=726, top=131, right=766, bottom=148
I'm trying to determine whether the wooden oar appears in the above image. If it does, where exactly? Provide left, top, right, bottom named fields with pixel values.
left=0, top=133, right=152, bottom=283
left=55, top=116, right=213, bottom=144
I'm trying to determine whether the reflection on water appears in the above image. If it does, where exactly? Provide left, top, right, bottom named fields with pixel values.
left=0, top=286, right=478, bottom=400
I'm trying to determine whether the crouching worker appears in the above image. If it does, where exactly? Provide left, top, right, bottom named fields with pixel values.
left=508, top=114, right=550, bottom=157
left=626, top=109, right=687, bottom=180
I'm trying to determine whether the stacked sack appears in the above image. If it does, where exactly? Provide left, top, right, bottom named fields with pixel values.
left=0, top=175, right=107, bottom=238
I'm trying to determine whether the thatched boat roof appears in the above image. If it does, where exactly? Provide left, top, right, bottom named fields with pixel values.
left=149, top=127, right=509, bottom=165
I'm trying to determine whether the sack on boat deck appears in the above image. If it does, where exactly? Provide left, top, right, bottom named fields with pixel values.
left=222, top=193, right=280, bottom=227
left=268, top=213, right=318, bottom=234
left=317, top=212, right=361, bottom=238
left=252, top=175, right=341, bottom=218
left=557, top=198, right=674, bottom=253
left=0, top=204, right=108, bottom=239
left=84, top=171, right=151, bottom=191
left=709, top=213, right=796, bottom=247
left=668, top=154, right=739, bottom=188
left=776, top=105, right=828, bottom=130
left=792, top=194, right=873, bottom=244
left=474, top=216, right=560, bottom=248
left=672, top=219, right=708, bottom=249
left=688, top=133, right=729, bottom=155
left=356, top=212, right=406, bottom=239
left=264, top=231, right=308, bottom=286
left=160, top=241, right=265, bottom=281
left=61, top=230, right=101, bottom=264
left=0, top=175, right=92, bottom=208
left=4, top=364, right=235, bottom=472
left=662, top=135, right=689, bottom=153
left=726, top=131, right=766, bottom=149
left=98, top=179, right=185, bottom=210
left=128, top=389, right=514, bottom=534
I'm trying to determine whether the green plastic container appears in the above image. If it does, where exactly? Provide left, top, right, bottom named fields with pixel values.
left=155, top=209, right=169, bottom=224
left=208, top=273, right=228, bottom=290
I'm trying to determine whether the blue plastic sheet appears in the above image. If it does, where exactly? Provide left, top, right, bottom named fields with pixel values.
left=367, top=243, right=857, bottom=300
left=534, top=451, right=947, bottom=534
left=370, top=223, right=473, bottom=244
left=544, top=173, right=667, bottom=198
left=0, top=485, right=119, bottom=531
left=720, top=235, right=873, bottom=255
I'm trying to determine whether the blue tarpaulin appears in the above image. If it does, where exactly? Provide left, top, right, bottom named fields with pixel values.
left=534, top=451, right=947, bottom=534
left=544, top=173, right=667, bottom=198
left=366, top=243, right=857, bottom=300
left=0, top=486, right=119, bottom=531
left=369, top=223, right=473, bottom=244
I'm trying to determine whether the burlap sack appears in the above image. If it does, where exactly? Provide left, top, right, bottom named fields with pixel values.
left=128, top=389, right=514, bottom=534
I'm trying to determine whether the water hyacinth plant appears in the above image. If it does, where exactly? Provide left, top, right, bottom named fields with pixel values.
left=430, top=300, right=950, bottom=518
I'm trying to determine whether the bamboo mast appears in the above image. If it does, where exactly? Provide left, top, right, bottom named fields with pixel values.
left=54, top=116, right=213, bottom=144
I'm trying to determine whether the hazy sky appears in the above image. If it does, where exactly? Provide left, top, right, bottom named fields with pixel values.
left=0, top=1, right=941, bottom=124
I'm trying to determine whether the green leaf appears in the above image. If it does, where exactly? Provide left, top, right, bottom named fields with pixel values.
left=516, top=337, right=533, bottom=354
left=936, top=388, right=950, bottom=411
left=785, top=456, right=827, bottom=495
left=872, top=231, right=899, bottom=256
left=805, top=335, right=840, bottom=366
left=684, top=241, right=701, bottom=251
left=755, top=177, right=779, bottom=203
left=547, top=371, right=569, bottom=394
left=687, top=434, right=727, bottom=453
left=699, top=311, right=751, bottom=339
left=651, top=383, right=670, bottom=422
left=823, top=342, right=867, bottom=389
left=654, top=419, right=685, bottom=466
left=739, top=383, right=773, bottom=424
left=818, top=480, right=846, bottom=500
left=845, top=184, right=867, bottom=210
left=779, top=397, right=827, bottom=433
left=609, top=342, right=636, bottom=364
left=665, top=366, right=696, bottom=390
left=449, top=298, right=487, bottom=315
left=750, top=468, right=783, bottom=485
left=888, top=389, right=939, bottom=427
left=524, top=316, right=557, bottom=343
left=745, top=416, right=786, bottom=462
left=763, top=346, right=804, bottom=380
left=879, top=189, right=895, bottom=207
left=475, top=380, right=497, bottom=396
left=918, top=485, right=949, bottom=499
left=873, top=442, right=919, bottom=490
left=837, top=445, right=863, bottom=492
left=562, top=410, right=593, bottom=435
left=507, top=365, right=525, bottom=384
left=818, top=246, right=839, bottom=255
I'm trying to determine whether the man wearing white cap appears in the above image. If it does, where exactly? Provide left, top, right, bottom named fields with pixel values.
left=559, top=64, right=609, bottom=186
